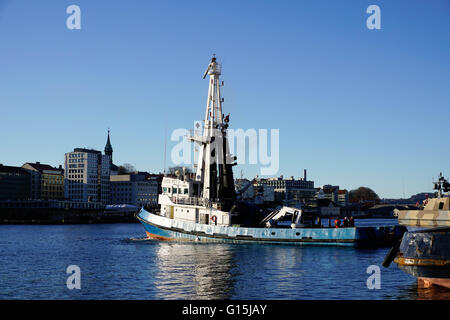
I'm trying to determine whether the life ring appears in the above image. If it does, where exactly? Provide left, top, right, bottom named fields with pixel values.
left=211, top=215, right=217, bottom=223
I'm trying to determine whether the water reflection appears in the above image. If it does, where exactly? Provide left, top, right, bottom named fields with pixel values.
left=153, top=243, right=236, bottom=299
left=417, top=285, right=450, bottom=300
left=133, top=236, right=450, bottom=300
left=2, top=224, right=449, bottom=299
left=383, top=276, right=450, bottom=300
left=229, top=244, right=306, bottom=299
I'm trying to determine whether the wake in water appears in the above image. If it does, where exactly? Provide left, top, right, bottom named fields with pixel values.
left=130, top=237, right=151, bottom=241
left=124, top=237, right=153, bottom=242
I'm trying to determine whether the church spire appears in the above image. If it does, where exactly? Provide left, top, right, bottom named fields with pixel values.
left=105, top=128, right=113, bottom=156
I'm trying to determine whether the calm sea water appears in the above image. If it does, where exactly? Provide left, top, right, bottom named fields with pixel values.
left=1, top=220, right=449, bottom=300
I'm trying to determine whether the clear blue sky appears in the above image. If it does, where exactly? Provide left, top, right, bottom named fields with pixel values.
left=1, top=0, right=449, bottom=198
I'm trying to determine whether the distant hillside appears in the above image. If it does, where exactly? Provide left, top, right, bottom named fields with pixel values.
left=382, top=192, right=433, bottom=205
left=349, top=187, right=380, bottom=203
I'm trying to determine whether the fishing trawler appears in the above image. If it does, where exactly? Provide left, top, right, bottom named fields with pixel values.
left=384, top=173, right=450, bottom=288
left=137, top=56, right=404, bottom=246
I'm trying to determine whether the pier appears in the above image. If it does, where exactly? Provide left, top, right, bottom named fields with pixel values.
left=0, top=200, right=139, bottom=224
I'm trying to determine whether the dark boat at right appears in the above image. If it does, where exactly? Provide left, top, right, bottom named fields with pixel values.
left=384, top=173, right=450, bottom=289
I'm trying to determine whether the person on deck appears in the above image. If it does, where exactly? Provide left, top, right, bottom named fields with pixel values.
left=343, top=217, right=349, bottom=227
left=349, top=216, right=355, bottom=227
left=334, top=218, right=341, bottom=228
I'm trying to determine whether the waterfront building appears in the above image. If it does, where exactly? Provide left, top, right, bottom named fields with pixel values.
left=317, top=185, right=349, bottom=207
left=254, top=183, right=275, bottom=204
left=148, top=173, right=164, bottom=200
left=22, top=162, right=64, bottom=200
left=63, top=131, right=115, bottom=204
left=25, top=167, right=40, bottom=199
left=0, top=164, right=31, bottom=200
left=321, top=185, right=339, bottom=204
left=258, top=170, right=315, bottom=203
left=234, top=179, right=276, bottom=205
left=64, top=148, right=111, bottom=204
left=235, top=179, right=255, bottom=199
left=110, top=172, right=160, bottom=207
left=337, top=189, right=349, bottom=207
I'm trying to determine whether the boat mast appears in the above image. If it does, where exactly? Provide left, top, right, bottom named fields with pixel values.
left=433, top=172, right=450, bottom=198
left=192, top=56, right=236, bottom=204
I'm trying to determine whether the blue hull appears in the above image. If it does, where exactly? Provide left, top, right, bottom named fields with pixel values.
left=137, top=209, right=405, bottom=247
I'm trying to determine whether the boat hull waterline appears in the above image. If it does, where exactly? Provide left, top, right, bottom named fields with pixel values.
left=137, top=208, right=403, bottom=247
left=394, top=228, right=450, bottom=289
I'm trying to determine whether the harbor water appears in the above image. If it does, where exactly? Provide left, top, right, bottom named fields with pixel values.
left=1, top=220, right=449, bottom=300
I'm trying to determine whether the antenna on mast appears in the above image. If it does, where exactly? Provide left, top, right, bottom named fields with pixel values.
left=202, top=63, right=211, bottom=79
left=202, top=54, right=217, bottom=79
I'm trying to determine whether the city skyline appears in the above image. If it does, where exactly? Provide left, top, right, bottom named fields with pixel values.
left=1, top=0, right=450, bottom=198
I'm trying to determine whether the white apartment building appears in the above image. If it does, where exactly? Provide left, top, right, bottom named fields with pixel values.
left=64, top=148, right=111, bottom=204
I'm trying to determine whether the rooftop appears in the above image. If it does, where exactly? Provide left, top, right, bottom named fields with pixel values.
left=23, top=162, right=62, bottom=173
left=73, top=148, right=101, bottom=154
left=0, top=164, right=29, bottom=175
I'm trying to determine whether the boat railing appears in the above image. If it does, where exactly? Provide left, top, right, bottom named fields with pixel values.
left=169, top=196, right=228, bottom=209
left=170, top=196, right=212, bottom=207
